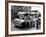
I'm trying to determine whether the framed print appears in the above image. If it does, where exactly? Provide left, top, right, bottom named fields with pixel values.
left=5, top=1, right=45, bottom=36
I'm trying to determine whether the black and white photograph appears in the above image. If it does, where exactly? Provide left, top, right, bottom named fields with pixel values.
left=11, top=6, right=41, bottom=31
left=8, top=2, right=45, bottom=35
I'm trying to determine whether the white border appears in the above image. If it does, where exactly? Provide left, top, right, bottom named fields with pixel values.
left=8, top=3, right=43, bottom=34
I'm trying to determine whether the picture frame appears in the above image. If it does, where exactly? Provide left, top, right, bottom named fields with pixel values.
left=5, top=1, right=45, bottom=37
